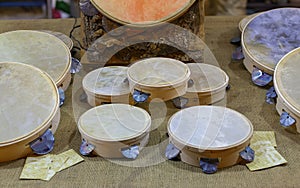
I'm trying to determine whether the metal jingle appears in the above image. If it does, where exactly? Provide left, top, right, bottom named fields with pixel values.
left=133, top=90, right=150, bottom=103
left=58, top=87, right=65, bottom=107
left=280, top=112, right=296, bottom=127
left=239, top=146, right=255, bottom=162
left=230, top=36, right=241, bottom=45
left=252, top=68, right=273, bottom=87
left=165, top=143, right=180, bottom=160
left=226, top=84, right=231, bottom=91
left=80, top=139, right=95, bottom=156
left=70, top=57, right=82, bottom=74
left=79, top=0, right=99, bottom=17
left=188, top=79, right=194, bottom=88
left=30, top=129, right=55, bottom=155
left=232, top=46, right=244, bottom=60
left=121, top=145, right=140, bottom=160
left=172, top=97, right=189, bottom=109
left=199, top=158, right=219, bottom=174
left=266, top=86, right=277, bottom=104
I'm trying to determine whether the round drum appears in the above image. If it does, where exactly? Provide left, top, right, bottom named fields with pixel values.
left=78, top=104, right=151, bottom=158
left=167, top=106, right=253, bottom=169
left=0, top=62, right=60, bottom=162
left=242, top=8, right=300, bottom=75
left=82, top=66, right=132, bottom=106
left=91, top=0, right=196, bottom=26
left=274, top=47, right=300, bottom=133
left=40, top=30, right=73, bottom=50
left=127, top=57, right=191, bottom=102
left=175, top=63, right=229, bottom=107
left=0, top=30, right=72, bottom=91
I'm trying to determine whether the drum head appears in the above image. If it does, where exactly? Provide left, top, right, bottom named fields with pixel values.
left=128, top=57, right=190, bottom=88
left=274, top=48, right=300, bottom=116
left=238, top=13, right=259, bottom=32
left=40, top=30, right=73, bottom=50
left=186, top=63, right=228, bottom=93
left=242, top=8, right=300, bottom=72
left=168, top=106, right=253, bottom=150
left=0, top=30, right=71, bottom=85
left=78, top=104, right=151, bottom=142
left=83, top=66, right=130, bottom=96
left=0, top=62, right=59, bottom=144
left=91, top=0, right=196, bottom=26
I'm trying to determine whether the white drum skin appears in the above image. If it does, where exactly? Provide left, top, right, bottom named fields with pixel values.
left=168, top=106, right=253, bottom=168
left=82, top=66, right=132, bottom=106
left=127, top=57, right=191, bottom=101
left=182, top=63, right=229, bottom=106
left=0, top=30, right=72, bottom=91
left=78, top=104, right=151, bottom=158
left=0, top=62, right=60, bottom=162
left=242, top=8, right=300, bottom=75
left=274, top=48, right=300, bottom=133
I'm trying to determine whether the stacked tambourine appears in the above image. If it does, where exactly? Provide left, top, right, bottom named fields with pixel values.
left=78, top=56, right=256, bottom=173
left=240, top=8, right=300, bottom=133
left=0, top=30, right=80, bottom=162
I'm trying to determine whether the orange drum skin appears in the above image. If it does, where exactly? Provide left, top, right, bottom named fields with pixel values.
left=274, top=48, right=300, bottom=133
left=0, top=30, right=72, bottom=91
left=127, top=57, right=191, bottom=102
left=168, top=106, right=253, bottom=168
left=0, top=62, right=60, bottom=162
left=91, top=0, right=196, bottom=26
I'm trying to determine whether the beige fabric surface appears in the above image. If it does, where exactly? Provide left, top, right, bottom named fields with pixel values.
left=0, top=17, right=299, bottom=188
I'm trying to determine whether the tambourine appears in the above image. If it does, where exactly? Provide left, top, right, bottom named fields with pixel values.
left=172, top=63, right=229, bottom=108
left=0, top=62, right=60, bottom=162
left=127, top=57, right=190, bottom=103
left=274, top=47, right=300, bottom=133
left=242, top=8, right=300, bottom=86
left=82, top=66, right=132, bottom=106
left=78, top=104, right=151, bottom=159
left=0, top=30, right=72, bottom=91
left=166, top=106, right=254, bottom=174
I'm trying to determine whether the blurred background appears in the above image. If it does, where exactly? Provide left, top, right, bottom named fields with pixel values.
left=0, top=0, right=300, bottom=19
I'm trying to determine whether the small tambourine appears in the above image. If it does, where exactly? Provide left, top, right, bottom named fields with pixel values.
left=172, top=63, right=229, bottom=108
left=274, top=47, right=300, bottom=133
left=78, top=104, right=151, bottom=159
left=165, top=106, right=254, bottom=174
left=0, top=62, right=60, bottom=162
left=82, top=66, right=132, bottom=106
left=127, top=57, right=190, bottom=103
left=242, top=8, right=300, bottom=86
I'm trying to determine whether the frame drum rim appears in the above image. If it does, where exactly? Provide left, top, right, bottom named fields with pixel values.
left=78, top=104, right=151, bottom=142
left=90, top=0, right=196, bottom=27
left=167, top=106, right=254, bottom=151
left=274, top=48, right=300, bottom=116
left=242, top=8, right=300, bottom=75
left=0, top=62, right=60, bottom=146
left=0, top=30, right=72, bottom=87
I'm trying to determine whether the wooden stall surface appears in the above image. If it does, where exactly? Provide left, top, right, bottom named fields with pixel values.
left=0, top=17, right=299, bottom=188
